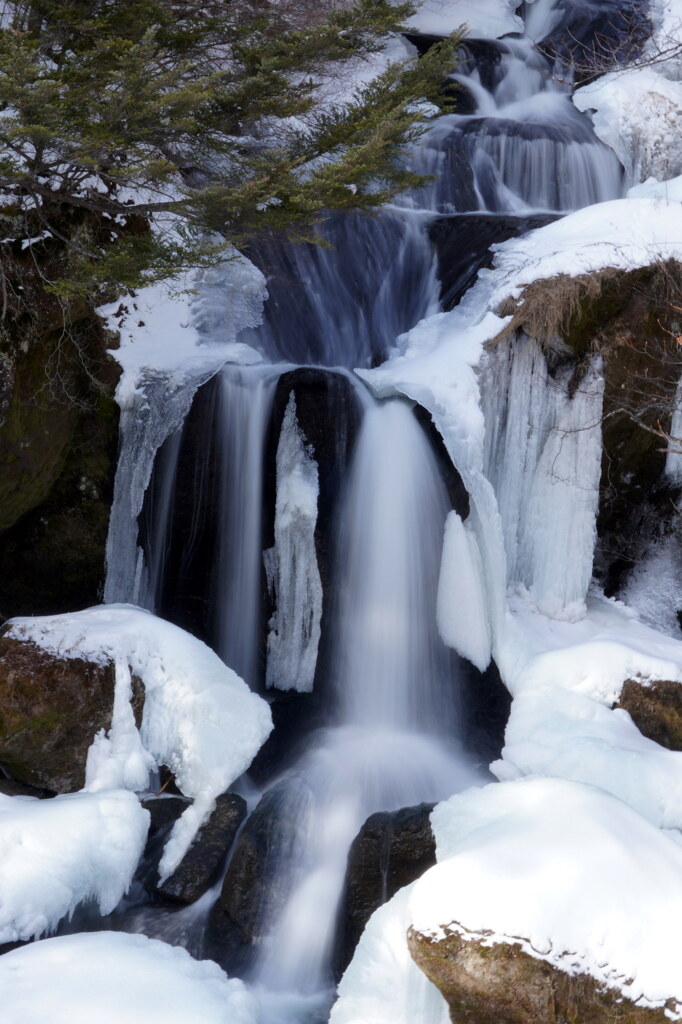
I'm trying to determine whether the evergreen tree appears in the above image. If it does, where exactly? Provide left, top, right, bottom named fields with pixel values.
left=0, top=0, right=462, bottom=301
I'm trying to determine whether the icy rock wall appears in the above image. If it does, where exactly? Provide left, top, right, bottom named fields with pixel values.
left=264, top=393, right=323, bottom=693
left=482, top=335, right=604, bottom=619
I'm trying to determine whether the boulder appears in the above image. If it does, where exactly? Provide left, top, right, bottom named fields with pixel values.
left=407, top=928, right=673, bottom=1024
left=206, top=781, right=299, bottom=970
left=156, top=792, right=247, bottom=905
left=334, top=803, right=436, bottom=976
left=0, top=632, right=142, bottom=792
left=615, top=678, right=682, bottom=750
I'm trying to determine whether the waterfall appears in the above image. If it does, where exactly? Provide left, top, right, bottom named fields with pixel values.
left=100, top=0, right=628, bottom=1017
left=252, top=394, right=480, bottom=1011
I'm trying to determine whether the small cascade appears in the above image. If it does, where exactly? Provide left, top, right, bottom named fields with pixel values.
left=415, top=37, right=622, bottom=214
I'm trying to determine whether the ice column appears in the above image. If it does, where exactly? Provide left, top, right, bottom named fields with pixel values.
left=264, top=393, right=323, bottom=693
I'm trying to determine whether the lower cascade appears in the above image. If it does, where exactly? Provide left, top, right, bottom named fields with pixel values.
left=4, top=0, right=682, bottom=1022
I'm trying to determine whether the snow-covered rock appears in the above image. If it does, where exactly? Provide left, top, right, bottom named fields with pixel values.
left=0, top=931, right=258, bottom=1024
left=410, top=778, right=682, bottom=1019
left=0, top=790, right=148, bottom=943
left=6, top=605, right=273, bottom=878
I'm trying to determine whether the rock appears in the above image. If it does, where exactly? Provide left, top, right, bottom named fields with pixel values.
left=615, top=678, right=682, bottom=750
left=156, top=792, right=247, bottom=905
left=407, top=928, right=672, bottom=1024
left=206, top=781, right=300, bottom=971
left=0, top=776, right=51, bottom=799
left=138, top=795, right=188, bottom=892
left=334, top=803, right=436, bottom=976
left=0, top=633, right=123, bottom=792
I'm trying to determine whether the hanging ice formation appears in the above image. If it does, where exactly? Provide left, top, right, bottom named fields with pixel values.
left=101, top=0, right=632, bottom=1018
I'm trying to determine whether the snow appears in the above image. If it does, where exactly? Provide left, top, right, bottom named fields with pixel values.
left=573, top=0, right=682, bottom=186
left=263, top=393, right=323, bottom=693
left=621, top=529, right=682, bottom=638
left=330, top=883, right=450, bottom=1024
left=412, top=778, right=682, bottom=1015
left=407, top=0, right=523, bottom=39
left=6, top=605, right=273, bottom=879
left=0, top=790, right=148, bottom=944
left=493, top=685, right=682, bottom=831
left=0, top=931, right=258, bottom=1024
left=436, top=510, right=491, bottom=671
left=574, top=68, right=682, bottom=186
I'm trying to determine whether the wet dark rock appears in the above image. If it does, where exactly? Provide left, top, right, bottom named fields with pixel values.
left=615, top=679, right=682, bottom=751
left=138, top=795, right=188, bottom=891
left=0, top=775, right=52, bottom=799
left=156, top=792, right=247, bottom=905
left=538, top=0, right=651, bottom=84
left=429, top=214, right=557, bottom=312
left=0, top=632, right=118, bottom=793
left=408, top=926, right=673, bottom=1024
left=460, top=658, right=512, bottom=764
left=206, top=781, right=303, bottom=971
left=412, top=404, right=470, bottom=520
left=334, top=802, right=436, bottom=977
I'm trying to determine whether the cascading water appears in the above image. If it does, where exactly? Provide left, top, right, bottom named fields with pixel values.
left=102, top=0, right=631, bottom=1019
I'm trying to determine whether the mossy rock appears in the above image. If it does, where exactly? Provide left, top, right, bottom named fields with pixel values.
left=0, top=630, right=140, bottom=793
left=615, top=678, right=682, bottom=751
left=408, top=926, right=676, bottom=1024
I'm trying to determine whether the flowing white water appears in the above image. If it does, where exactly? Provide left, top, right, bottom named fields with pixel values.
left=253, top=399, right=481, bottom=1011
left=213, top=366, right=281, bottom=686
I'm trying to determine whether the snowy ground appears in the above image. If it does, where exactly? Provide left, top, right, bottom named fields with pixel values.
left=0, top=932, right=258, bottom=1024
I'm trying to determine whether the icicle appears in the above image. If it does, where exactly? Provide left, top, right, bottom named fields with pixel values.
left=437, top=510, right=492, bottom=672
left=264, top=393, right=323, bottom=693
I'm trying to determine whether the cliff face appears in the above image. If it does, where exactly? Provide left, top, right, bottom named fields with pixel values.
left=0, top=250, right=120, bottom=618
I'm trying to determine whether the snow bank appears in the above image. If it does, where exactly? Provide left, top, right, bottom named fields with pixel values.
left=0, top=931, right=258, bottom=1024
left=6, top=605, right=273, bottom=878
left=407, top=0, right=522, bottom=39
left=0, top=790, right=148, bottom=943
left=330, top=883, right=449, bottom=1024
left=499, top=590, right=682, bottom=703
left=416, top=778, right=682, bottom=1015
left=494, top=685, right=682, bottom=830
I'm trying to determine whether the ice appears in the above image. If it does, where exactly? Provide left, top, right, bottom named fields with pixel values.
left=407, top=0, right=523, bottom=39
left=574, top=68, right=682, bottom=186
left=666, top=375, right=682, bottom=483
left=102, top=256, right=266, bottom=604
left=412, top=778, right=682, bottom=1015
left=481, top=337, right=604, bottom=619
left=6, top=605, right=273, bottom=879
left=0, top=931, right=258, bottom=1024
left=0, top=790, right=148, bottom=943
left=572, top=0, right=682, bottom=186
left=264, top=393, right=323, bottom=694
left=329, top=882, right=450, bottom=1024
left=436, top=510, right=491, bottom=671
left=621, top=529, right=682, bottom=638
